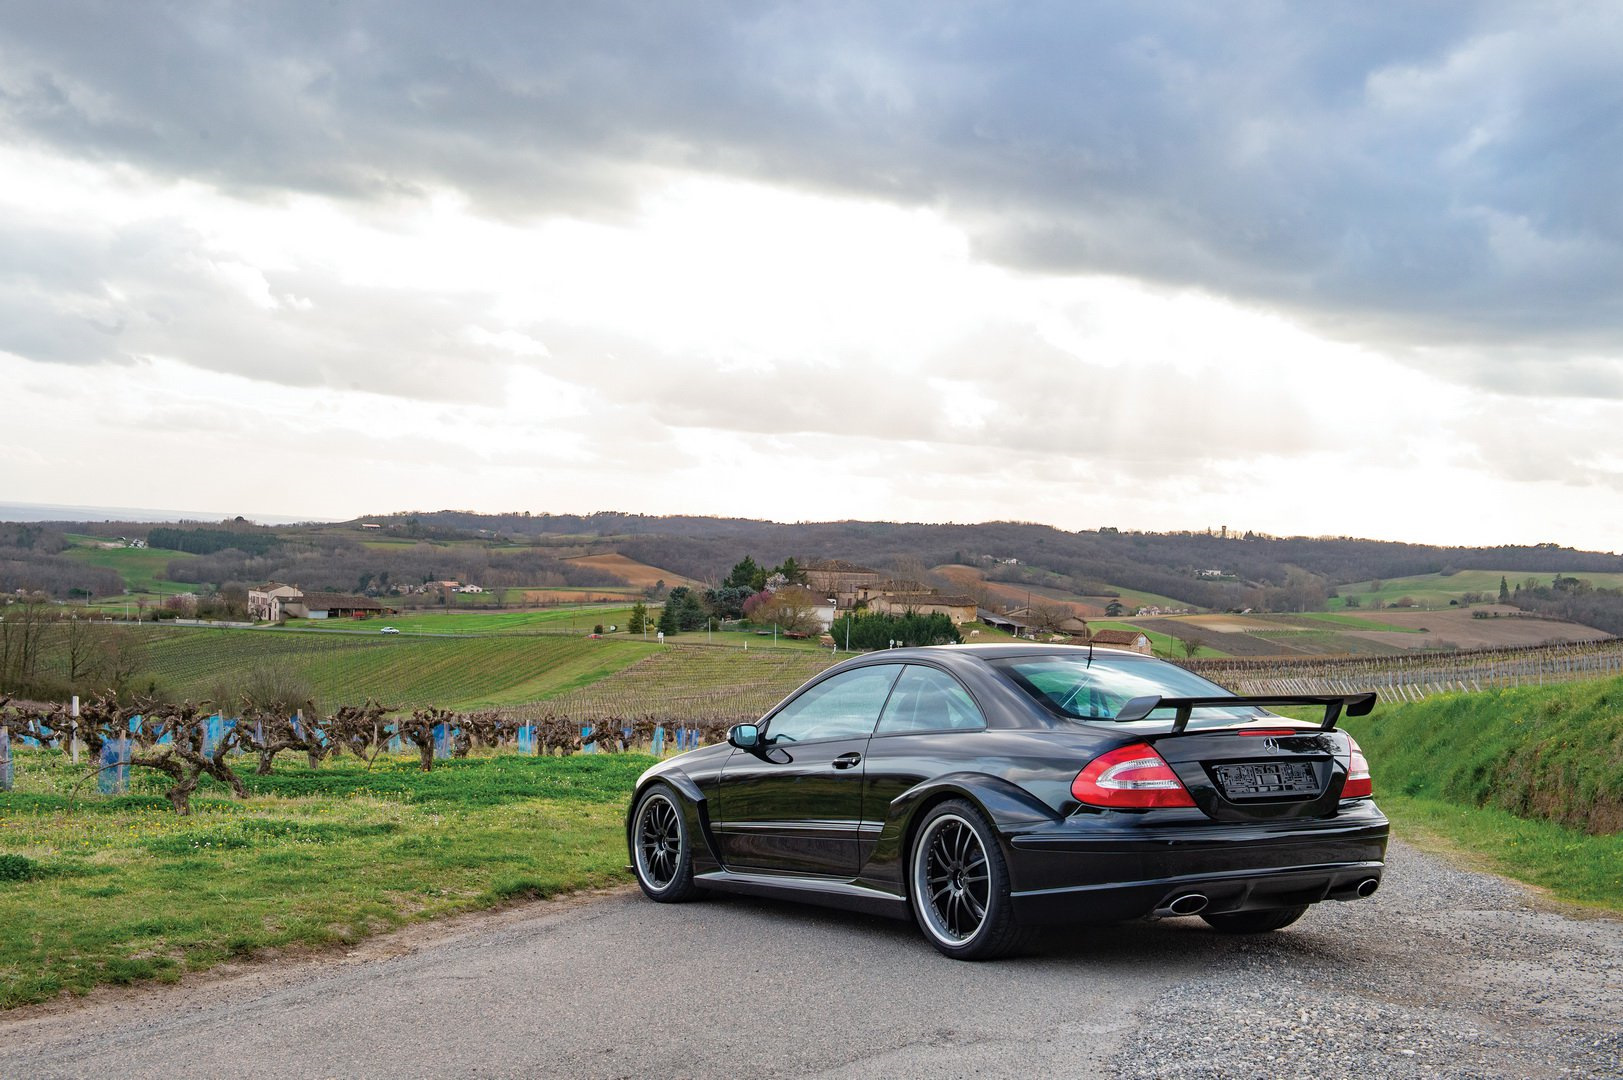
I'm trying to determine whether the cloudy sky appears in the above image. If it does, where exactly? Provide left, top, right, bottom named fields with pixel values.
left=2, top=2, right=1621, bottom=550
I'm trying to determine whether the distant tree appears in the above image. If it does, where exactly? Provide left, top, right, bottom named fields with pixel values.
left=743, top=586, right=820, bottom=635
left=1177, top=636, right=1200, bottom=659
left=628, top=601, right=648, bottom=634
left=656, top=601, right=678, bottom=635
left=774, top=557, right=807, bottom=586
left=829, top=611, right=961, bottom=650
left=663, top=586, right=708, bottom=631
left=703, top=585, right=754, bottom=621
left=1029, top=603, right=1070, bottom=635
left=1499, top=576, right=1511, bottom=603
left=1104, top=600, right=1126, bottom=617
left=724, top=556, right=766, bottom=592
left=1343, top=594, right=1361, bottom=608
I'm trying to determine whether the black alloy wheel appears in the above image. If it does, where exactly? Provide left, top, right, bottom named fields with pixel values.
left=909, top=799, right=1028, bottom=960
left=631, top=784, right=699, bottom=902
left=1200, top=905, right=1309, bottom=934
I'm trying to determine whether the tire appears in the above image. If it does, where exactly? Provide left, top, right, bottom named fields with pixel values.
left=908, top=799, right=1030, bottom=960
left=1200, top=905, right=1309, bottom=934
left=630, top=783, right=701, bottom=902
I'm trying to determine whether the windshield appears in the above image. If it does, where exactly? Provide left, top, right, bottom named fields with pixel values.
left=990, top=655, right=1268, bottom=725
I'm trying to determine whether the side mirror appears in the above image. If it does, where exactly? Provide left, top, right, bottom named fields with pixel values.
left=728, top=723, right=760, bottom=750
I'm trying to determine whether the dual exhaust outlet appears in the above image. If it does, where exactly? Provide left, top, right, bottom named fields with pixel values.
left=1159, top=877, right=1379, bottom=918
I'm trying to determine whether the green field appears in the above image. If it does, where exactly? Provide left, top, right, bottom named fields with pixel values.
left=1331, top=569, right=1623, bottom=611
left=126, top=628, right=658, bottom=710
left=0, top=752, right=646, bottom=1007
left=62, top=535, right=202, bottom=598
left=539, top=641, right=841, bottom=721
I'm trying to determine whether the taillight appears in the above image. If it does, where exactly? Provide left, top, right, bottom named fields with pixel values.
left=1073, top=743, right=1196, bottom=809
left=1343, top=736, right=1373, bottom=799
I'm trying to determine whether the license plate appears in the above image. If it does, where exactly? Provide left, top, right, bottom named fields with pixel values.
left=1215, top=761, right=1320, bottom=798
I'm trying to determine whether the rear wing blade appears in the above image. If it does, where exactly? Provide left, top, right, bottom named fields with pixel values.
left=1113, top=692, right=1377, bottom=734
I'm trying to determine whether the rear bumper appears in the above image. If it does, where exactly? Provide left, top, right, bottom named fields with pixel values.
left=1004, top=800, right=1389, bottom=925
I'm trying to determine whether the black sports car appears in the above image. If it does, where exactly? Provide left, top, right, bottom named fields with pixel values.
left=627, top=642, right=1387, bottom=959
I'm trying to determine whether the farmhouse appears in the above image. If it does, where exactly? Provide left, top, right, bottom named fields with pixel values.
left=248, top=583, right=396, bottom=621
left=803, top=560, right=884, bottom=604
left=287, top=592, right=391, bottom=619
left=1087, top=628, right=1153, bottom=654
left=247, top=582, right=302, bottom=621
left=863, top=590, right=978, bottom=624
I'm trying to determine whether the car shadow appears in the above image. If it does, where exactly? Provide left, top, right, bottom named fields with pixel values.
left=692, top=891, right=1357, bottom=971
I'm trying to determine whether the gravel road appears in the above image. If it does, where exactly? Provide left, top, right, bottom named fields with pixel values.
left=2, top=839, right=1618, bottom=1078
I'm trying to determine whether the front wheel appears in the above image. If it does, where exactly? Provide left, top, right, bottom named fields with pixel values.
left=631, top=784, right=701, bottom=902
left=909, top=799, right=1030, bottom=960
left=1200, top=905, right=1308, bottom=934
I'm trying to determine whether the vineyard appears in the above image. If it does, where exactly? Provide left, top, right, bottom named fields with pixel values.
left=515, top=643, right=842, bottom=725
left=132, top=627, right=657, bottom=710
left=1186, top=639, right=1623, bottom=701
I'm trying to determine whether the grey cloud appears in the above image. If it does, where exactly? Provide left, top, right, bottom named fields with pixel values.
left=0, top=208, right=515, bottom=400
left=2, top=2, right=1620, bottom=385
left=537, top=319, right=1330, bottom=475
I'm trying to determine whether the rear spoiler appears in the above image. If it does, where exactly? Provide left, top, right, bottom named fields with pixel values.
left=1113, top=692, right=1377, bottom=734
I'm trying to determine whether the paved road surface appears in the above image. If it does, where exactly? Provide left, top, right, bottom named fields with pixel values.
left=3, top=840, right=1619, bottom=1078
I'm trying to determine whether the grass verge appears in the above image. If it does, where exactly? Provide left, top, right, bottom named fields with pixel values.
left=1379, top=794, right=1623, bottom=914
left=0, top=751, right=648, bottom=1008
left=1342, top=676, right=1623, bottom=913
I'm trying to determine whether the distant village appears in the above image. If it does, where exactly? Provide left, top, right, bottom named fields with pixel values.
left=242, top=558, right=1156, bottom=654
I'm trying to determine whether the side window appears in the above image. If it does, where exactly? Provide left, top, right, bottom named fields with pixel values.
left=765, top=665, right=901, bottom=744
left=876, top=665, right=985, bottom=736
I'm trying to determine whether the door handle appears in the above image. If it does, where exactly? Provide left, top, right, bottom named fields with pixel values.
left=832, top=752, right=862, bottom=769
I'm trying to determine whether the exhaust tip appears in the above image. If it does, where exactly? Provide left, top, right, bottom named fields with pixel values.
left=1356, top=877, right=1380, bottom=898
left=1168, top=893, right=1209, bottom=916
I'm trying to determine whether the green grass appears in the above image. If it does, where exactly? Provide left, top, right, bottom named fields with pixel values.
left=1342, top=677, right=1623, bottom=835
left=1340, top=677, right=1623, bottom=910
left=0, top=751, right=648, bottom=1007
left=61, top=535, right=203, bottom=597
left=119, top=628, right=658, bottom=710
left=369, top=606, right=641, bottom=634
left=1377, top=794, right=1623, bottom=912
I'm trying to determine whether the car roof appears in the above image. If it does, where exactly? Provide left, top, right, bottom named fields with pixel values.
left=862, top=642, right=1155, bottom=664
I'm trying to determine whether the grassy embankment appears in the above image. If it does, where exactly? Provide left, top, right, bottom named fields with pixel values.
left=1343, top=676, right=1623, bottom=911
left=0, top=752, right=648, bottom=1008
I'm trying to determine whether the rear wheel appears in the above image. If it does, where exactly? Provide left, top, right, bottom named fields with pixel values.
left=909, top=799, right=1029, bottom=960
left=631, top=784, right=701, bottom=902
left=1200, top=905, right=1308, bottom=934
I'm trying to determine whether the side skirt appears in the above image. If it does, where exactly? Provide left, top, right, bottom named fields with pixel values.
left=693, top=869, right=911, bottom=921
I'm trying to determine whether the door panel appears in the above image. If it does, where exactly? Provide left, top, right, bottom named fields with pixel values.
left=715, top=665, right=901, bottom=876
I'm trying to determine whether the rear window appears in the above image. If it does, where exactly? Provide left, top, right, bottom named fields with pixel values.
left=989, top=655, right=1266, bottom=725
